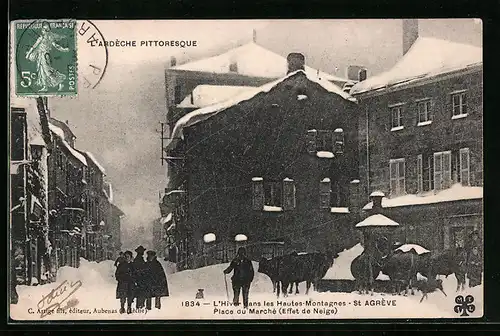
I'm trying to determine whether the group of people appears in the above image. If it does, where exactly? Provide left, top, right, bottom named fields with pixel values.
left=114, top=246, right=169, bottom=314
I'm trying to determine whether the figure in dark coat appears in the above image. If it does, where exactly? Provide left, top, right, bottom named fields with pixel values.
left=223, top=247, right=254, bottom=308
left=145, top=251, right=169, bottom=310
left=114, top=252, right=125, bottom=267
left=115, top=251, right=135, bottom=314
left=132, top=245, right=148, bottom=309
left=467, top=246, right=482, bottom=287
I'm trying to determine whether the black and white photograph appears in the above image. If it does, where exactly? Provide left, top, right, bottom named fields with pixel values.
left=8, top=19, right=483, bottom=320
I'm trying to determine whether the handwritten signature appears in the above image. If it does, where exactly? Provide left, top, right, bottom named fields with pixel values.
left=37, top=280, right=82, bottom=318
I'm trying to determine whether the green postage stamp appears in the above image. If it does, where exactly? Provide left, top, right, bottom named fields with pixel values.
left=14, top=19, right=77, bottom=96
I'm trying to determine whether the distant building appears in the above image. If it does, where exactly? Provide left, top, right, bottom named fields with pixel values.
left=163, top=53, right=361, bottom=270
left=351, top=28, right=483, bottom=251
left=101, top=182, right=124, bottom=260
left=10, top=97, right=51, bottom=286
left=79, top=151, right=107, bottom=262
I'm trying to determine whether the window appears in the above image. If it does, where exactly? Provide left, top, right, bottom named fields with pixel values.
left=282, top=178, right=296, bottom=210
left=434, top=151, right=452, bottom=190
left=390, top=105, right=404, bottom=130
left=460, top=148, right=470, bottom=186
left=319, top=178, right=331, bottom=209
left=306, top=129, right=344, bottom=154
left=252, top=177, right=295, bottom=210
left=417, top=99, right=432, bottom=124
left=174, top=85, right=182, bottom=105
left=452, top=91, right=468, bottom=118
left=389, top=158, right=405, bottom=196
left=10, top=109, right=27, bottom=161
left=264, top=181, right=282, bottom=207
left=317, top=130, right=333, bottom=152
left=417, top=154, right=435, bottom=193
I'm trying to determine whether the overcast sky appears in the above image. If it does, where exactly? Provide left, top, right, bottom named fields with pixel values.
left=47, top=19, right=482, bottom=241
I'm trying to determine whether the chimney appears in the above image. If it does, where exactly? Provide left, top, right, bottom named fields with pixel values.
left=369, top=191, right=385, bottom=214
left=65, top=120, right=69, bottom=125
left=402, top=19, right=419, bottom=56
left=170, top=56, right=177, bottom=67
left=287, top=53, right=305, bottom=74
left=346, top=65, right=367, bottom=82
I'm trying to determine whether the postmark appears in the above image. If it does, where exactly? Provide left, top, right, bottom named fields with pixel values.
left=15, top=19, right=77, bottom=96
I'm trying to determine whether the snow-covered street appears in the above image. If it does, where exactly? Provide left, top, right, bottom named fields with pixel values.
left=10, top=250, right=483, bottom=320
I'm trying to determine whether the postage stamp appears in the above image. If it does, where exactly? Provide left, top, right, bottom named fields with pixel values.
left=14, top=19, right=77, bottom=96
left=8, top=19, right=483, bottom=322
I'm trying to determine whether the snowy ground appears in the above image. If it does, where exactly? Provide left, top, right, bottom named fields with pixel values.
left=10, top=251, right=483, bottom=320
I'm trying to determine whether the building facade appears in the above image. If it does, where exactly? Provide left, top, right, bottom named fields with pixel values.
left=162, top=55, right=361, bottom=270
left=10, top=97, right=52, bottom=286
left=48, top=118, right=88, bottom=270
left=351, top=35, right=483, bottom=252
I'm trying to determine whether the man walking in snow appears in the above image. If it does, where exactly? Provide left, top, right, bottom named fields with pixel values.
left=223, top=247, right=254, bottom=308
left=145, top=250, right=169, bottom=310
left=132, top=246, right=148, bottom=309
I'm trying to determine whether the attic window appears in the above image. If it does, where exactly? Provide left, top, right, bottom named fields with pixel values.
left=229, top=61, right=238, bottom=73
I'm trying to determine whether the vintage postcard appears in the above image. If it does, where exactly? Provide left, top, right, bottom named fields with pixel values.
left=8, top=19, right=483, bottom=321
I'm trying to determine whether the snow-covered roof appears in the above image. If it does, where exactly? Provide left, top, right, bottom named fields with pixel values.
left=355, top=214, right=400, bottom=228
left=395, top=244, right=430, bottom=255
left=363, top=184, right=483, bottom=210
left=168, top=70, right=356, bottom=143
left=177, top=85, right=257, bottom=109
left=351, top=37, right=482, bottom=95
left=85, top=151, right=106, bottom=174
left=171, top=42, right=350, bottom=83
left=49, top=123, right=88, bottom=166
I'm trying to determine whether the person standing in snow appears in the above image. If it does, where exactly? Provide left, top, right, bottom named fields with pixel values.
left=145, top=250, right=169, bottom=310
left=132, top=246, right=148, bottom=309
left=115, top=251, right=135, bottom=314
left=114, top=251, right=125, bottom=267
left=223, top=247, right=254, bottom=308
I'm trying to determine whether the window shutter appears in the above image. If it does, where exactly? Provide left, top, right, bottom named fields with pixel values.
left=389, top=161, right=397, bottom=196
left=443, top=151, right=452, bottom=189
left=434, top=153, right=443, bottom=190
left=460, top=148, right=470, bottom=186
left=398, top=160, right=406, bottom=194
left=417, top=155, right=423, bottom=193
left=252, top=178, right=264, bottom=210
left=319, top=178, right=331, bottom=209
left=282, top=178, right=296, bottom=210
left=334, top=129, right=344, bottom=154
left=306, top=130, right=317, bottom=153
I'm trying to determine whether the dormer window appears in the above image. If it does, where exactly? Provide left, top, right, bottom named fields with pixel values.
left=229, top=61, right=238, bottom=73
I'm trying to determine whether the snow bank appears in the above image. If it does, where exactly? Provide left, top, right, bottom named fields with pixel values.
left=323, top=243, right=364, bottom=280
left=396, top=244, right=430, bottom=255
left=352, top=37, right=482, bottom=95
left=168, top=262, right=273, bottom=297
left=363, top=184, right=483, bottom=210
